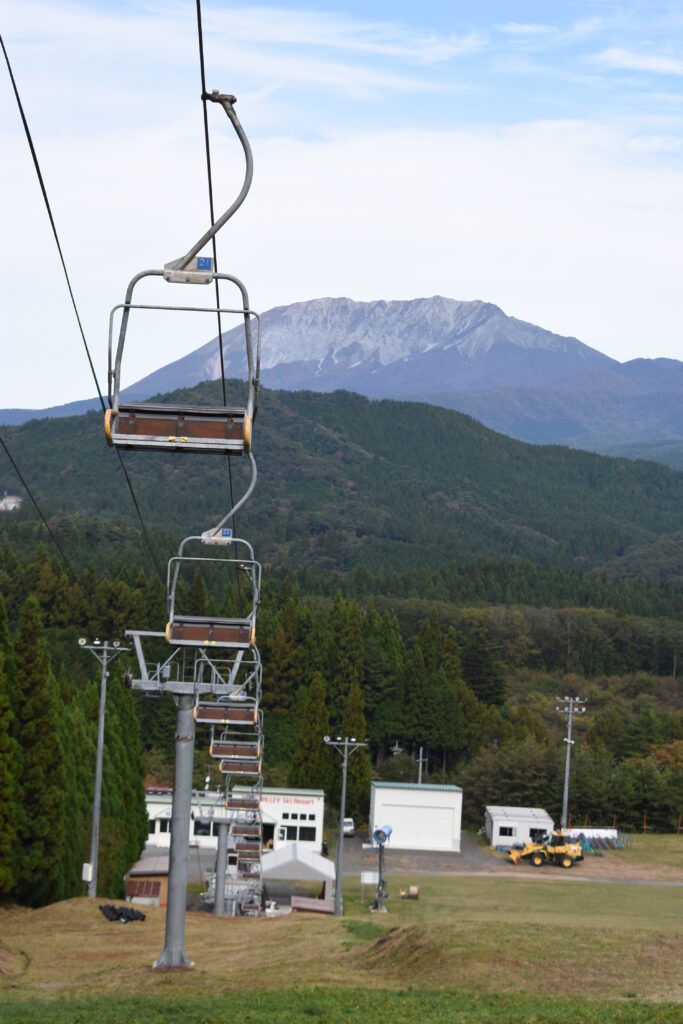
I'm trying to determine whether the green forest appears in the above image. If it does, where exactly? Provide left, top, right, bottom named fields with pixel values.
left=1, top=385, right=682, bottom=907
left=2, top=384, right=683, bottom=578
left=0, top=540, right=681, bottom=907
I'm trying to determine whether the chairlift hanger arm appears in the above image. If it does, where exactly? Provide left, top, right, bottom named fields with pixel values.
left=166, top=92, right=253, bottom=275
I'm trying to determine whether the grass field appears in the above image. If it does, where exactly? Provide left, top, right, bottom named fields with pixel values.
left=1, top=869, right=681, bottom=1022
left=616, top=835, right=683, bottom=870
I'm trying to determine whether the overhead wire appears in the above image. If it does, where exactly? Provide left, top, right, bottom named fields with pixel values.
left=0, top=434, right=76, bottom=578
left=195, top=0, right=242, bottom=606
left=1, top=33, right=165, bottom=584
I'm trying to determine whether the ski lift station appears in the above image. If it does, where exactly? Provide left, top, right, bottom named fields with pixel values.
left=369, top=781, right=463, bottom=852
left=484, top=806, right=555, bottom=848
left=146, top=786, right=324, bottom=854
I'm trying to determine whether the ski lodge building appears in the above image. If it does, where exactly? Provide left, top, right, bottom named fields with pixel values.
left=145, top=786, right=325, bottom=855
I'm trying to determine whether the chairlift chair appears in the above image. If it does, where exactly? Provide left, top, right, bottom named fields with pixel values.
left=166, top=536, right=261, bottom=650
left=195, top=697, right=259, bottom=726
left=105, top=92, right=260, bottom=456
left=219, top=757, right=262, bottom=777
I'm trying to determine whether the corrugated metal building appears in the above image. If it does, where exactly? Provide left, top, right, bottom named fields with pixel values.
left=369, top=781, right=462, bottom=851
left=484, top=806, right=554, bottom=848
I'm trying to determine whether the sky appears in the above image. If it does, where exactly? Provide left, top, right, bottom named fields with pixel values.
left=2, top=0, right=683, bottom=407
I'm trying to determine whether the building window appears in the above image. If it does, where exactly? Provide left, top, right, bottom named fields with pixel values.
left=308, top=814, right=315, bottom=821
left=291, top=813, right=299, bottom=820
left=299, top=826, right=316, bottom=842
left=499, top=826, right=515, bottom=837
left=148, top=819, right=156, bottom=835
left=282, top=813, right=289, bottom=820
left=285, top=826, right=297, bottom=841
left=194, top=820, right=211, bottom=836
left=159, top=819, right=169, bottom=833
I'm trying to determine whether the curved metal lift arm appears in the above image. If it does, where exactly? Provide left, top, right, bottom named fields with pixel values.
left=165, top=92, right=253, bottom=275
left=107, top=91, right=260, bottom=423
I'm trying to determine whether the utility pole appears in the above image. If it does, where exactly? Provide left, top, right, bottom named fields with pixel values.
left=78, top=638, right=127, bottom=898
left=417, top=745, right=427, bottom=784
left=555, top=696, right=587, bottom=829
left=324, top=735, right=367, bottom=917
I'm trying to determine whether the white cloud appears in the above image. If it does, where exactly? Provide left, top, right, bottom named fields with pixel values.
left=4, top=108, right=683, bottom=406
left=202, top=6, right=484, bottom=63
left=593, top=47, right=683, bottom=76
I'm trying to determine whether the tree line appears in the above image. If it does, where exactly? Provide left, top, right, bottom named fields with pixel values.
left=0, top=592, right=148, bottom=906
left=1, top=542, right=681, bottom=911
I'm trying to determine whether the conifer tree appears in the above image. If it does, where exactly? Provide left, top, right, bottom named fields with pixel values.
left=327, top=595, right=363, bottom=725
left=461, top=621, right=506, bottom=706
left=14, top=596, right=66, bottom=906
left=0, top=650, right=18, bottom=895
left=362, top=606, right=404, bottom=756
left=57, top=699, right=94, bottom=897
left=187, top=570, right=207, bottom=617
left=0, top=593, right=16, bottom=712
left=289, top=672, right=333, bottom=792
left=340, top=677, right=372, bottom=821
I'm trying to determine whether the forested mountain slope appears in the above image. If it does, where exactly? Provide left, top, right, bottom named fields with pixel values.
left=1, top=383, right=682, bottom=575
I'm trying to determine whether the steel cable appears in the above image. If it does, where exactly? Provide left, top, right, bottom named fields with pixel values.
left=0, top=434, right=76, bottom=578
left=1, top=34, right=165, bottom=584
left=195, top=0, right=242, bottom=606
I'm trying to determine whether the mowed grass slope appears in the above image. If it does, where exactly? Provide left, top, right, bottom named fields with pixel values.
left=1, top=874, right=681, bottom=1022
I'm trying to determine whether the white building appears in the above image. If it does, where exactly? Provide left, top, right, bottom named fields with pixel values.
left=257, top=787, right=324, bottom=853
left=0, top=495, right=22, bottom=511
left=369, top=781, right=462, bottom=852
left=145, top=786, right=324, bottom=854
left=484, top=806, right=554, bottom=848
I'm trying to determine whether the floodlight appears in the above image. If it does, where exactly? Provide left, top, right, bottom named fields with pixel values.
left=113, top=640, right=120, bottom=648
left=78, top=638, right=87, bottom=647
left=373, top=824, right=392, bottom=845
left=351, top=737, right=356, bottom=742
left=323, top=735, right=330, bottom=743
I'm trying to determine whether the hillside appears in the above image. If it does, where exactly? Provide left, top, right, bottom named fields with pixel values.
left=1, top=383, right=682, bottom=576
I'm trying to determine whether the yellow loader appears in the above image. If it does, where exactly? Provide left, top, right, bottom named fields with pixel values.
left=508, top=830, right=583, bottom=869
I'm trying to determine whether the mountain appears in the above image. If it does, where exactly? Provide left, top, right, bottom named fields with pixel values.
left=1, top=382, right=682, bottom=578
left=2, top=297, right=682, bottom=468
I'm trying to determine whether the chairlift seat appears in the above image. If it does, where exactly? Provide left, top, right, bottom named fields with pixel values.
left=195, top=699, right=258, bottom=726
left=211, top=739, right=260, bottom=759
left=226, top=796, right=260, bottom=811
left=166, top=615, right=255, bottom=649
left=232, top=823, right=261, bottom=838
left=105, top=403, right=251, bottom=454
left=219, top=757, right=262, bottom=776
left=235, top=839, right=261, bottom=854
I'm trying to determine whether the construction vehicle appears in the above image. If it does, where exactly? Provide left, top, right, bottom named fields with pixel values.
left=508, top=830, right=583, bottom=868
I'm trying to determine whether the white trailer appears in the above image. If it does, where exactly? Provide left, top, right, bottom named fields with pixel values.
left=484, top=806, right=554, bottom=848
left=369, top=781, right=462, bottom=852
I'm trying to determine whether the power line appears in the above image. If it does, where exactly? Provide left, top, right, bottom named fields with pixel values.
left=0, top=433, right=76, bottom=578
left=0, top=33, right=104, bottom=413
left=114, top=451, right=165, bottom=583
left=2, top=34, right=165, bottom=584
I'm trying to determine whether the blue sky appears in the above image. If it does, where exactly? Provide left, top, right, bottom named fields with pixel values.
left=2, top=1, right=683, bottom=405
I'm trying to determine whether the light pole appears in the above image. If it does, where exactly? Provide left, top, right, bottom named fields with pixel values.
left=371, top=824, right=392, bottom=912
left=324, top=735, right=367, bottom=917
left=555, top=696, right=587, bottom=829
left=78, top=638, right=127, bottom=897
